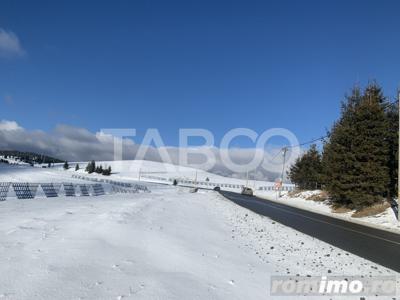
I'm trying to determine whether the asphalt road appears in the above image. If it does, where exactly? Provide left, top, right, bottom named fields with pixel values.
left=220, top=191, right=400, bottom=273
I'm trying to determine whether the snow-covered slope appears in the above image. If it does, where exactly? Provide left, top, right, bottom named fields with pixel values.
left=0, top=164, right=398, bottom=299
left=64, top=159, right=293, bottom=190
left=0, top=164, right=86, bottom=183
left=69, top=159, right=253, bottom=183
left=0, top=159, right=294, bottom=193
left=0, top=187, right=397, bottom=299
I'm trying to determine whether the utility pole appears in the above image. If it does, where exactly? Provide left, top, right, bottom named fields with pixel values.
left=246, top=170, right=249, bottom=188
left=279, top=147, right=288, bottom=197
left=398, top=90, right=400, bottom=221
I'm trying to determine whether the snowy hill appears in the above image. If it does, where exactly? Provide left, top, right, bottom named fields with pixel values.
left=0, top=159, right=270, bottom=186
left=64, top=159, right=294, bottom=191
left=0, top=151, right=62, bottom=165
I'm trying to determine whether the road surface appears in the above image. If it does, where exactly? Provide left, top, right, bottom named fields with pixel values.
left=220, top=191, right=400, bottom=272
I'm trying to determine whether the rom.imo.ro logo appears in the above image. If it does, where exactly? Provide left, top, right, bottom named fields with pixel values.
left=270, top=275, right=397, bottom=296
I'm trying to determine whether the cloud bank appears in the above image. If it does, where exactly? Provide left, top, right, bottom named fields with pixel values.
left=0, top=120, right=299, bottom=181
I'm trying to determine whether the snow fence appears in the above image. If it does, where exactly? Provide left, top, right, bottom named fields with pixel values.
left=0, top=180, right=149, bottom=201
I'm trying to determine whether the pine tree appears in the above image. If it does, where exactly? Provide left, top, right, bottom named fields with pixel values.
left=102, top=166, right=112, bottom=176
left=386, top=98, right=399, bottom=198
left=288, top=144, right=323, bottom=190
left=322, top=83, right=390, bottom=208
left=63, top=161, right=69, bottom=170
left=95, top=165, right=103, bottom=174
left=75, top=164, right=80, bottom=171
left=85, top=160, right=96, bottom=174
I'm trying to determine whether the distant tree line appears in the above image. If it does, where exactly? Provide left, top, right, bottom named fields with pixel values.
left=0, top=150, right=62, bottom=165
left=288, top=83, right=398, bottom=209
left=63, top=160, right=111, bottom=176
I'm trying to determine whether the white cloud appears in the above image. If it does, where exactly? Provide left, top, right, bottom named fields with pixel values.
left=0, top=29, right=26, bottom=58
left=0, top=120, right=22, bottom=131
left=0, top=121, right=300, bottom=181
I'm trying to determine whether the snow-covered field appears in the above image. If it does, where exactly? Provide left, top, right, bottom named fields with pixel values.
left=0, top=162, right=399, bottom=299
left=0, top=161, right=97, bottom=183
left=59, top=159, right=292, bottom=190
left=60, top=159, right=400, bottom=234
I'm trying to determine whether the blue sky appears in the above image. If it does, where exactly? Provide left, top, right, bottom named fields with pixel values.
left=1, top=0, right=399, bottom=147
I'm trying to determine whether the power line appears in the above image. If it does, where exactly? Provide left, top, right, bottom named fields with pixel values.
left=271, top=99, right=398, bottom=158
left=383, top=100, right=399, bottom=109
left=287, top=135, right=328, bottom=149
left=270, top=149, right=284, bottom=161
left=270, top=135, right=327, bottom=162
left=270, top=98, right=398, bottom=160
left=289, top=101, right=398, bottom=148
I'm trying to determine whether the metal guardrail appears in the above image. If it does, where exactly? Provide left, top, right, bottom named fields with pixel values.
left=140, top=175, right=295, bottom=192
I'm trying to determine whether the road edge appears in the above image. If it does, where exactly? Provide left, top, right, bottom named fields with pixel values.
left=255, top=193, right=400, bottom=236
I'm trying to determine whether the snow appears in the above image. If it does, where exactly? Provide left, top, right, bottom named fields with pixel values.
left=0, top=163, right=87, bottom=183
left=0, top=155, right=29, bottom=166
left=0, top=185, right=272, bottom=299
left=59, top=159, right=293, bottom=190
left=71, top=159, right=400, bottom=235
left=0, top=189, right=397, bottom=299
left=0, top=162, right=399, bottom=299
